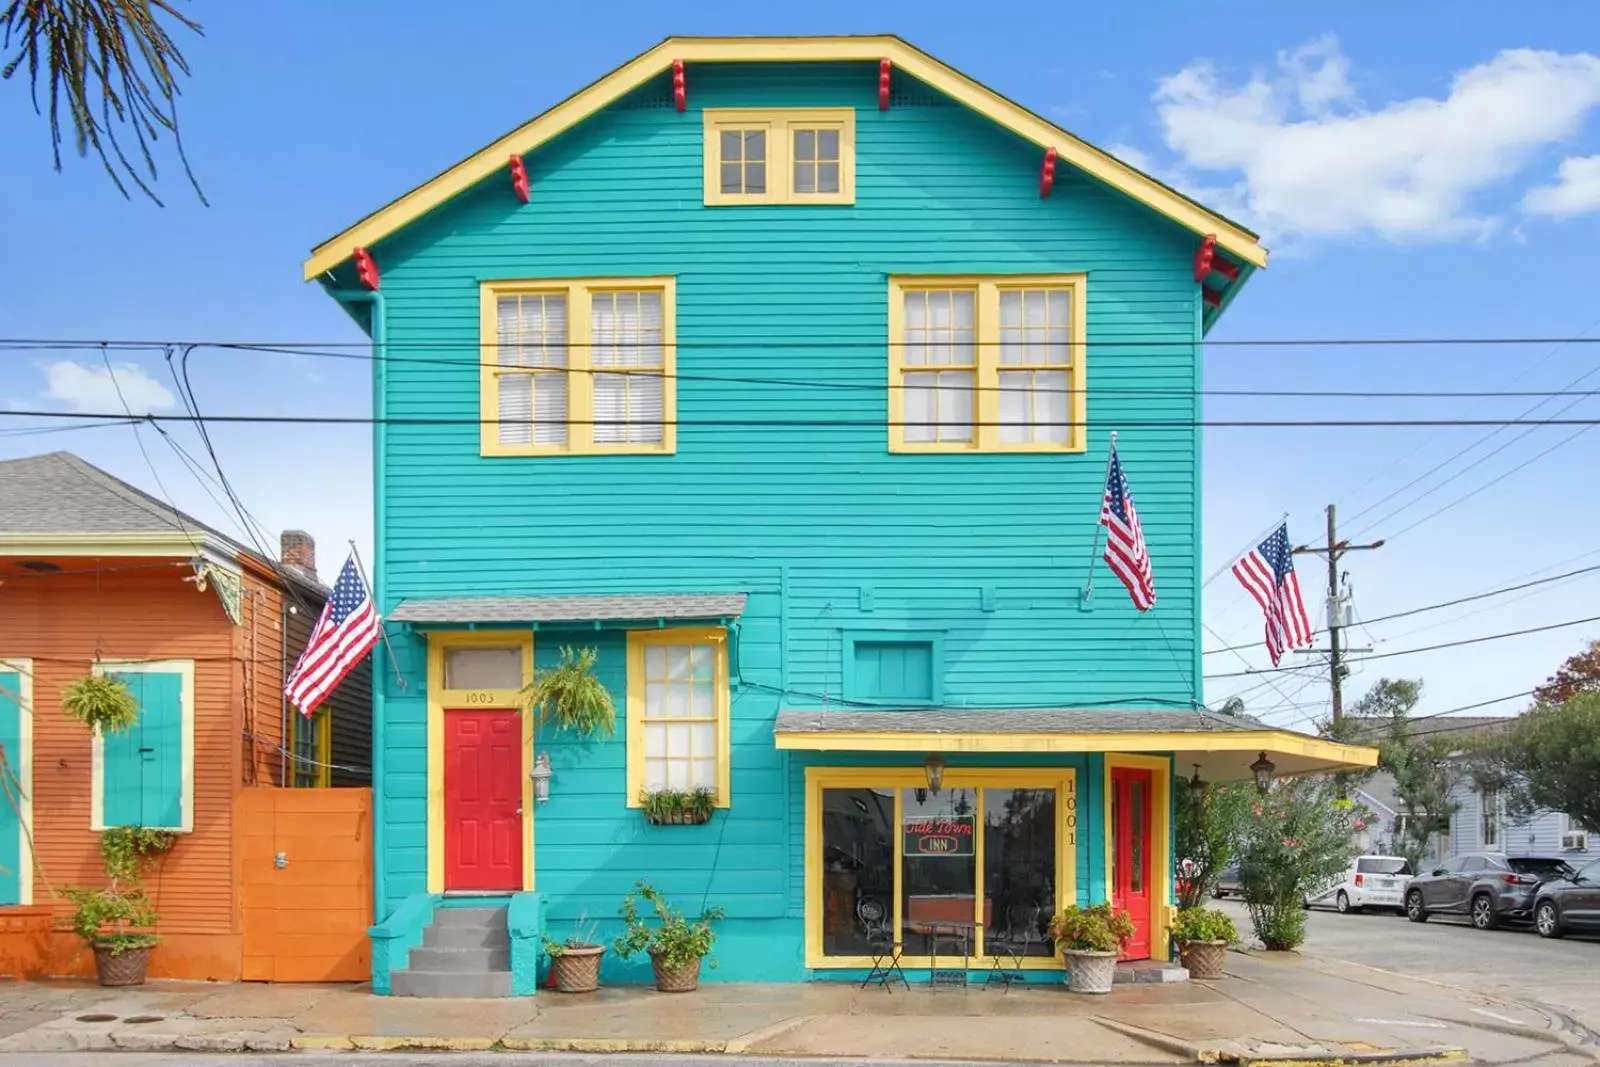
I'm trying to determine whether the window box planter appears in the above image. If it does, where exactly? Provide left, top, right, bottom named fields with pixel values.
left=640, top=788, right=715, bottom=827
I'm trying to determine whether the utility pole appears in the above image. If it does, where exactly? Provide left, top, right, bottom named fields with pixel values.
left=1292, top=504, right=1384, bottom=722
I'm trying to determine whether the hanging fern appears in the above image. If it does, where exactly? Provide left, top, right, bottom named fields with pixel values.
left=522, top=647, right=616, bottom=738
left=61, top=676, right=141, bottom=734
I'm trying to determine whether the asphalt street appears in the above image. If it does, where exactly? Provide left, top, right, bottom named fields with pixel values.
left=1219, top=897, right=1600, bottom=1032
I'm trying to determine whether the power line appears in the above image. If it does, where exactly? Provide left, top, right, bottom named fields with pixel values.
left=1202, top=563, right=1600, bottom=657
left=1203, top=612, right=1600, bottom=680
left=14, top=408, right=1600, bottom=430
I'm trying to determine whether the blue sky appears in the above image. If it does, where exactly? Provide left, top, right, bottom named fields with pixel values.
left=3, top=1, right=1599, bottom=729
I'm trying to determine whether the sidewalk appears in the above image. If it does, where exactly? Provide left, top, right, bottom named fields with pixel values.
left=0, top=949, right=1592, bottom=1063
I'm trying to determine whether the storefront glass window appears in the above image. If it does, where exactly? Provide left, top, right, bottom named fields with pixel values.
left=901, top=786, right=978, bottom=957
left=982, top=788, right=1056, bottom=957
left=821, top=788, right=894, bottom=956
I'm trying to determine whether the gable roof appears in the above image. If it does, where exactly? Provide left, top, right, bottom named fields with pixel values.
left=0, top=451, right=324, bottom=593
left=304, top=35, right=1267, bottom=281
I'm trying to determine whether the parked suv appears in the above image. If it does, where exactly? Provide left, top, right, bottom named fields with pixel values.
left=1405, top=852, right=1577, bottom=929
left=1308, top=855, right=1414, bottom=913
left=1532, top=858, right=1600, bottom=939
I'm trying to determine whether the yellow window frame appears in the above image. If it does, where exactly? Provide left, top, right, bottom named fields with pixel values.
left=480, top=277, right=678, bottom=457
left=803, top=766, right=1078, bottom=970
left=425, top=631, right=536, bottom=894
left=625, top=626, right=731, bottom=808
left=887, top=274, right=1088, bottom=454
left=703, top=108, right=856, bottom=206
left=290, top=707, right=332, bottom=788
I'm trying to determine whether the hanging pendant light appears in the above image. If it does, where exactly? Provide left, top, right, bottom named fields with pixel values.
left=1250, top=751, right=1276, bottom=794
left=923, top=754, right=945, bottom=794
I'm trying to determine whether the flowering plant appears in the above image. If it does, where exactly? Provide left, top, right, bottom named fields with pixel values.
left=1239, top=778, right=1364, bottom=950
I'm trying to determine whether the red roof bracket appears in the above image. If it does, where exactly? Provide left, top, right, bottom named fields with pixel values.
left=353, top=248, right=380, bottom=291
left=673, top=59, right=686, bottom=112
left=509, top=155, right=530, bottom=204
left=879, top=58, right=892, bottom=110
left=1212, top=257, right=1240, bottom=282
left=1193, top=234, right=1217, bottom=283
left=1201, top=286, right=1222, bottom=309
left=1039, top=147, right=1058, bottom=198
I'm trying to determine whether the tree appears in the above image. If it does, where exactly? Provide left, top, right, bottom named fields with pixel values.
left=1472, top=693, right=1600, bottom=833
left=1237, top=777, right=1362, bottom=949
left=1535, top=639, right=1600, bottom=704
left=2, top=0, right=203, bottom=202
left=1175, top=781, right=1251, bottom=907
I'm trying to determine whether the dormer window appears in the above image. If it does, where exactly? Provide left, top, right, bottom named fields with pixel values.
left=703, top=109, right=855, bottom=206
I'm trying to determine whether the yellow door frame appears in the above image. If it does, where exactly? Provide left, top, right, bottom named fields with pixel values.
left=804, top=766, right=1077, bottom=970
left=426, top=631, right=535, bottom=894
left=1103, top=754, right=1173, bottom=962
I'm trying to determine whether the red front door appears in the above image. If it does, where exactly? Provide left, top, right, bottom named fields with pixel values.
left=444, top=710, right=522, bottom=891
left=1111, top=767, right=1153, bottom=960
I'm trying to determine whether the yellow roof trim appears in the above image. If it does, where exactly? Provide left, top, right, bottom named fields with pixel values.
left=303, top=35, right=1267, bottom=281
left=773, top=726, right=1375, bottom=766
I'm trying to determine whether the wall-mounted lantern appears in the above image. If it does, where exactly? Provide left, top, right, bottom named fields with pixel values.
left=531, top=752, right=553, bottom=804
left=923, top=753, right=945, bottom=795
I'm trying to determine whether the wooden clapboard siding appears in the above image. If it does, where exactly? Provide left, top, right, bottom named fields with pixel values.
left=359, top=61, right=1211, bottom=979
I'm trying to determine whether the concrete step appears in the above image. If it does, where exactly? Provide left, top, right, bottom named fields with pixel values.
left=423, top=923, right=510, bottom=950
left=407, top=945, right=511, bottom=973
left=430, top=907, right=508, bottom=929
left=391, top=969, right=512, bottom=999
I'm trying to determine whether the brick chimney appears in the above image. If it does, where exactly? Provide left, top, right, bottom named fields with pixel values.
left=280, top=530, right=316, bottom=574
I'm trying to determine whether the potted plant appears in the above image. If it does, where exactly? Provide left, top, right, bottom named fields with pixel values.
left=1048, top=903, right=1135, bottom=994
left=1172, top=906, right=1236, bottom=980
left=522, top=647, right=615, bottom=738
left=542, top=914, right=605, bottom=993
left=62, top=828, right=175, bottom=986
left=640, top=787, right=716, bottom=826
left=613, top=880, right=724, bottom=992
left=61, top=675, right=141, bottom=734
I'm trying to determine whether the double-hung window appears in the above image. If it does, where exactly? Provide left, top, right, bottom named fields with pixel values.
left=481, top=278, right=676, bottom=456
left=703, top=109, right=855, bottom=205
left=625, top=628, right=730, bottom=807
left=888, top=275, right=1087, bottom=453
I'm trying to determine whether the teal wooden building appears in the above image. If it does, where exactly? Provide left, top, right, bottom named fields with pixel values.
left=305, top=36, right=1373, bottom=996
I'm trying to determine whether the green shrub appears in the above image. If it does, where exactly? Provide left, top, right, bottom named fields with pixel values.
left=1172, top=906, right=1238, bottom=944
left=613, top=880, right=724, bottom=971
left=1048, top=903, right=1136, bottom=954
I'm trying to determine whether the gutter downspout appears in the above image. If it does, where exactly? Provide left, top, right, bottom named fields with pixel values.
left=332, top=287, right=388, bottom=923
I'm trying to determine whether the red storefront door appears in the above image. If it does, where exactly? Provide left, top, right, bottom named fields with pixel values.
left=444, top=710, right=522, bottom=891
left=1111, top=766, right=1153, bottom=960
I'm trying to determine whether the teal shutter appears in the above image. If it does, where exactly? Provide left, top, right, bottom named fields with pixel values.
left=853, top=642, right=934, bottom=702
left=102, top=672, right=183, bottom=829
left=0, top=671, right=22, bottom=905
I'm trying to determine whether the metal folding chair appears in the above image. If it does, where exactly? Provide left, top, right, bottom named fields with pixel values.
left=858, top=899, right=907, bottom=991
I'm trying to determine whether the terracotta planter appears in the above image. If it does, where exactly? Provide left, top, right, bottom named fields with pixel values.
left=648, top=948, right=703, bottom=992
left=1062, top=948, right=1118, bottom=994
left=1178, top=939, right=1228, bottom=980
left=550, top=944, right=605, bottom=992
left=92, top=944, right=151, bottom=987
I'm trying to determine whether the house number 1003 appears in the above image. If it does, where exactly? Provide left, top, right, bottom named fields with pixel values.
left=464, top=691, right=497, bottom=704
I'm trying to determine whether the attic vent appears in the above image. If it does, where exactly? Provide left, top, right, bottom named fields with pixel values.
left=619, top=74, right=675, bottom=110
left=889, top=79, right=950, bottom=108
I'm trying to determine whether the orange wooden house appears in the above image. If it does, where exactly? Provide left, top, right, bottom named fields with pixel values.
left=0, top=451, right=374, bottom=982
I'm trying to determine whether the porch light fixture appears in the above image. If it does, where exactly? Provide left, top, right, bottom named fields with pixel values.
left=1250, top=751, right=1276, bottom=795
left=923, top=754, right=945, bottom=795
left=1187, top=765, right=1206, bottom=804
left=531, top=752, right=553, bottom=804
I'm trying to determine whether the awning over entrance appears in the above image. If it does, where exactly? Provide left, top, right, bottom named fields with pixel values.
left=773, top=707, right=1376, bottom=781
left=389, top=592, right=747, bottom=627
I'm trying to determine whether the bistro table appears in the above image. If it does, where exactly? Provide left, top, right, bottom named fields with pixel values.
left=920, top=919, right=979, bottom=988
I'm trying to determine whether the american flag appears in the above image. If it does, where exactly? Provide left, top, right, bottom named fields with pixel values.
left=285, top=552, right=381, bottom=717
left=1232, top=522, right=1313, bottom=666
left=1099, top=443, right=1155, bottom=611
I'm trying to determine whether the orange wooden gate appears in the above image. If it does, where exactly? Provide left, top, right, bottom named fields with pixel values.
left=238, top=787, right=371, bottom=982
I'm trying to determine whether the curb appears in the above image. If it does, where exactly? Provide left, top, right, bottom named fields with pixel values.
left=1092, top=1017, right=1219, bottom=1063
left=1236, top=1049, right=1468, bottom=1067
left=499, top=1037, right=730, bottom=1054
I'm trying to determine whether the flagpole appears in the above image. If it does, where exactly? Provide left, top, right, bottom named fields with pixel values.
left=1082, top=429, right=1118, bottom=605
left=349, top=539, right=407, bottom=692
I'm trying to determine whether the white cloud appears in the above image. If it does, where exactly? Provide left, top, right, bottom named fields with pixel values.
left=1523, top=154, right=1600, bottom=217
left=1151, top=39, right=1600, bottom=242
left=42, top=360, right=176, bottom=414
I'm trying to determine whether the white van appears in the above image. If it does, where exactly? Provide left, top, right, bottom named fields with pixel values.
left=1307, top=855, right=1415, bottom=913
